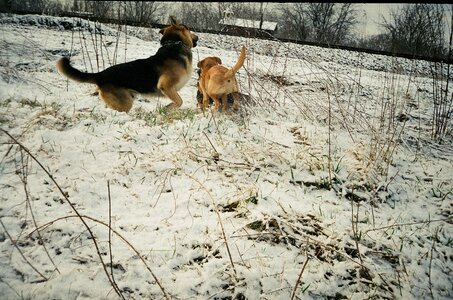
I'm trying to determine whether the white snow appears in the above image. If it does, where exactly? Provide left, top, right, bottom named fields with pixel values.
left=0, top=13, right=452, bottom=300
left=219, top=17, right=278, bottom=31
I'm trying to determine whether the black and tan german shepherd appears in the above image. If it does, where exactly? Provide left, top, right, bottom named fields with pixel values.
left=56, top=16, right=198, bottom=112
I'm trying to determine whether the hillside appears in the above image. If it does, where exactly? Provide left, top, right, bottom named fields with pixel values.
left=0, top=14, right=452, bottom=300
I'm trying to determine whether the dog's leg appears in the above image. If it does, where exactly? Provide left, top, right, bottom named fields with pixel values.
left=220, top=94, right=228, bottom=112
left=196, top=89, right=204, bottom=109
left=98, top=86, right=134, bottom=112
left=213, top=98, right=221, bottom=112
left=208, top=93, right=221, bottom=111
left=162, top=88, right=183, bottom=109
left=201, top=91, right=210, bottom=111
left=158, top=81, right=183, bottom=110
left=232, top=92, right=240, bottom=111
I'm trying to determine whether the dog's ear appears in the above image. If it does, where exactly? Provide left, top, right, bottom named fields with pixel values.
left=159, top=28, right=164, bottom=35
left=197, top=59, right=205, bottom=68
left=215, top=57, right=222, bottom=65
left=169, top=16, right=179, bottom=25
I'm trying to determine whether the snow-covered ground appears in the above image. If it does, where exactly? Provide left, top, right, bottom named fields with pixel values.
left=0, top=14, right=452, bottom=300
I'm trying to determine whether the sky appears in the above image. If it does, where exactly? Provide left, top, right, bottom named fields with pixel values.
left=358, top=3, right=452, bottom=38
left=356, top=3, right=400, bottom=36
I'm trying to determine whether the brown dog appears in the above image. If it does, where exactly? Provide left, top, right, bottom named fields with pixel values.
left=197, top=46, right=246, bottom=112
left=56, top=16, right=198, bottom=112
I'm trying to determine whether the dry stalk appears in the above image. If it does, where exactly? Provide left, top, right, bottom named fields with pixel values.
left=363, top=217, right=450, bottom=235
left=431, top=13, right=453, bottom=140
left=183, top=171, right=237, bottom=277
left=0, top=128, right=124, bottom=299
left=27, top=214, right=169, bottom=299
left=234, top=212, right=366, bottom=274
left=89, top=20, right=99, bottom=72
left=274, top=218, right=365, bottom=268
left=124, top=23, right=128, bottom=63
left=0, top=277, right=20, bottom=298
left=326, top=85, right=333, bottom=187
left=97, top=22, right=106, bottom=70
left=113, top=23, right=121, bottom=65
left=365, top=67, right=409, bottom=181
left=427, top=226, right=440, bottom=299
left=107, top=181, right=121, bottom=298
left=327, top=76, right=357, bottom=143
left=208, top=110, right=224, bottom=146
left=160, top=173, right=178, bottom=222
left=152, top=168, right=173, bottom=208
left=0, top=218, right=48, bottom=283
left=78, top=18, right=93, bottom=73
left=233, top=227, right=367, bottom=273
left=18, top=148, right=60, bottom=274
left=187, top=150, right=253, bottom=169
left=350, top=198, right=364, bottom=267
left=66, top=25, right=75, bottom=92
left=242, top=65, right=280, bottom=111
left=203, top=131, right=219, bottom=155
left=290, top=245, right=310, bottom=300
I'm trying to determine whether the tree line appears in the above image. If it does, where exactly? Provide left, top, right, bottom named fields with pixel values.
left=2, top=1, right=452, bottom=60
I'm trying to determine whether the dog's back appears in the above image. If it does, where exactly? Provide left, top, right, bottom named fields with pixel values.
left=57, top=42, right=193, bottom=94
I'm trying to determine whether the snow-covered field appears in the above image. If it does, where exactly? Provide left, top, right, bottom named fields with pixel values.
left=0, top=14, right=452, bottom=300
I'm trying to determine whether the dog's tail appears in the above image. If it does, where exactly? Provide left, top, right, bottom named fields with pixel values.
left=224, top=46, right=246, bottom=78
left=56, top=57, right=97, bottom=84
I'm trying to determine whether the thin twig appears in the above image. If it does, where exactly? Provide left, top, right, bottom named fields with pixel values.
left=290, top=247, right=310, bottom=300
left=208, top=109, right=224, bottom=146
left=67, top=23, right=75, bottom=92
left=351, top=198, right=364, bottom=267
left=0, top=218, right=48, bottom=282
left=364, top=217, right=450, bottom=235
left=78, top=18, right=93, bottom=72
left=18, top=149, right=60, bottom=275
left=203, top=131, right=219, bottom=154
left=152, top=168, right=173, bottom=208
left=0, top=277, right=21, bottom=298
left=428, top=227, right=439, bottom=299
left=183, top=171, right=237, bottom=277
left=26, top=214, right=169, bottom=299
left=326, top=85, right=333, bottom=187
left=107, top=181, right=121, bottom=298
left=0, top=128, right=123, bottom=299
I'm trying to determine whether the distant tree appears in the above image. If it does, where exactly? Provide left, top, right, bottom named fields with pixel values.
left=71, top=0, right=81, bottom=12
left=306, top=3, right=358, bottom=44
left=180, top=2, right=219, bottom=30
left=218, top=2, right=265, bottom=21
left=84, top=0, right=111, bottom=19
left=381, top=4, right=447, bottom=58
left=279, top=3, right=358, bottom=44
left=1, top=0, right=14, bottom=12
left=8, top=0, right=62, bottom=15
left=123, top=1, right=159, bottom=25
left=279, top=3, right=309, bottom=41
left=357, top=33, right=392, bottom=51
